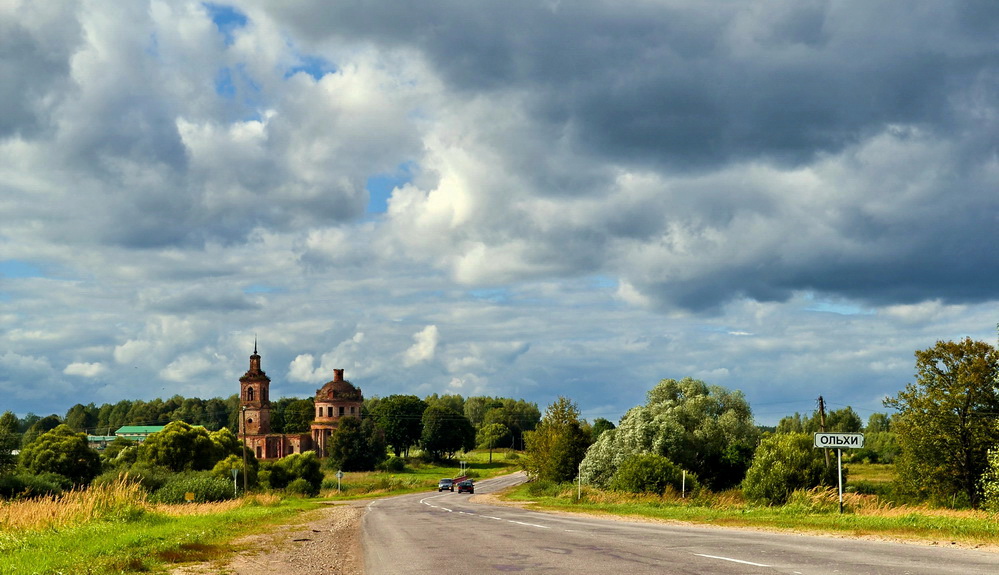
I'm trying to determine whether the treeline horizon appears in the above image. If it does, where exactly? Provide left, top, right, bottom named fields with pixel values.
left=2, top=392, right=548, bottom=443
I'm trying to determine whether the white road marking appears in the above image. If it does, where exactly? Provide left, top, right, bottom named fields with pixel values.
left=694, top=553, right=770, bottom=567
left=508, top=520, right=551, bottom=529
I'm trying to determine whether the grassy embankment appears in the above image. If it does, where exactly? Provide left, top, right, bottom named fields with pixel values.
left=499, top=463, right=999, bottom=549
left=0, top=451, right=520, bottom=574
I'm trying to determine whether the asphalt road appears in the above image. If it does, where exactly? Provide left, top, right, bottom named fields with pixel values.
left=362, top=472, right=998, bottom=574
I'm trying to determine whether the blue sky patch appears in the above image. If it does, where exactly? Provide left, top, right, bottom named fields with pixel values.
left=366, top=162, right=417, bottom=213
left=204, top=3, right=248, bottom=46
left=0, top=260, right=44, bottom=279
left=286, top=54, right=335, bottom=80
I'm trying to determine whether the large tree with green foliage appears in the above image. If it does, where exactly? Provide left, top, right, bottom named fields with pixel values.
left=523, top=397, right=590, bottom=483
left=326, top=417, right=388, bottom=471
left=0, top=411, right=19, bottom=472
left=18, top=424, right=101, bottom=486
left=885, top=337, right=999, bottom=508
left=741, top=432, right=838, bottom=504
left=136, top=421, right=227, bottom=472
left=476, top=422, right=510, bottom=463
left=580, top=377, right=759, bottom=490
left=370, top=395, right=427, bottom=457
left=421, top=404, right=475, bottom=460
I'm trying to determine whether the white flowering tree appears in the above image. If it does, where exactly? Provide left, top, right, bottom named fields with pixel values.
left=580, top=377, right=758, bottom=491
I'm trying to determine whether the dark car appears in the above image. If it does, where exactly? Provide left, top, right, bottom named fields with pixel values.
left=438, top=478, right=454, bottom=492
left=457, top=480, right=474, bottom=494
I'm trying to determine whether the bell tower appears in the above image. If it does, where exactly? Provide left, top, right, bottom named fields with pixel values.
left=239, top=340, right=271, bottom=436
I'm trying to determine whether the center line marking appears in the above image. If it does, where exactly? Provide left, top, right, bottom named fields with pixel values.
left=694, top=553, right=769, bottom=567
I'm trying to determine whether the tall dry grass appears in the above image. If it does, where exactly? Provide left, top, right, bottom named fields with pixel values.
left=0, top=477, right=271, bottom=531
left=0, top=477, right=147, bottom=532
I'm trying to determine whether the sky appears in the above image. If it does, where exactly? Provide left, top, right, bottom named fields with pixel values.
left=2, top=0, right=998, bottom=428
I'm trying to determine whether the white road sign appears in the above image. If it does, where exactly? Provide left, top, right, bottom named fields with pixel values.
left=813, top=432, right=864, bottom=449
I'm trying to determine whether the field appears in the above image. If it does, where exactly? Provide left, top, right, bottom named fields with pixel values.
left=500, top=463, right=999, bottom=549
left=4, top=456, right=997, bottom=573
left=0, top=451, right=521, bottom=574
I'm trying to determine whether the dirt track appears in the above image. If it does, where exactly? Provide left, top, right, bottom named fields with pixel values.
left=171, top=501, right=366, bottom=575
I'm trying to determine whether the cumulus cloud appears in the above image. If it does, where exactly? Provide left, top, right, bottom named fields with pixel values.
left=2, top=0, right=998, bottom=423
left=404, top=325, right=439, bottom=366
left=63, top=362, right=106, bottom=378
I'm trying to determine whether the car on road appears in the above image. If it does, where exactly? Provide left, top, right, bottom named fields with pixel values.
left=438, top=478, right=454, bottom=492
left=457, top=480, right=474, bottom=494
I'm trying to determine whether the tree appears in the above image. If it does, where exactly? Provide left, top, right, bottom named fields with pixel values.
left=64, top=403, right=98, bottom=433
left=610, top=453, right=697, bottom=495
left=326, top=416, right=388, bottom=472
left=885, top=338, right=999, bottom=507
left=0, top=411, right=21, bottom=472
left=482, top=399, right=541, bottom=450
left=476, top=423, right=510, bottom=463
left=21, top=414, right=62, bottom=448
left=18, top=424, right=101, bottom=486
left=421, top=405, right=474, bottom=460
left=137, top=421, right=219, bottom=472
left=865, top=413, right=892, bottom=433
left=742, top=432, right=839, bottom=504
left=523, top=397, right=589, bottom=483
left=370, top=395, right=427, bottom=457
left=590, top=418, right=616, bottom=442
left=982, top=449, right=999, bottom=512
left=777, top=406, right=862, bottom=434
left=283, top=399, right=316, bottom=433
left=580, top=378, right=759, bottom=490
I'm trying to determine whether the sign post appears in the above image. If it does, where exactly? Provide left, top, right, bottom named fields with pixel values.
left=813, top=433, right=864, bottom=513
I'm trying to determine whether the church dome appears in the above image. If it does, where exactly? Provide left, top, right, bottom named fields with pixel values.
left=316, top=369, right=362, bottom=401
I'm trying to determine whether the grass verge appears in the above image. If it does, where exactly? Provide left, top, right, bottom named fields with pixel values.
left=322, top=449, right=521, bottom=499
left=0, top=488, right=317, bottom=574
left=499, top=482, right=999, bottom=549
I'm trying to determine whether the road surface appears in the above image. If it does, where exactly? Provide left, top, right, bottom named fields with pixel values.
left=363, top=472, right=997, bottom=574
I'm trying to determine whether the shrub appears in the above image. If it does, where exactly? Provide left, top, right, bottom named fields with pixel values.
left=0, top=472, right=71, bottom=499
left=610, top=453, right=699, bottom=495
left=742, top=433, right=838, bottom=505
left=286, top=478, right=317, bottom=496
left=377, top=456, right=406, bottom=473
left=149, top=471, right=234, bottom=504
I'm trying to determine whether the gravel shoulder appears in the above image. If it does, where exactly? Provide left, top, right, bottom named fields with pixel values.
left=171, top=501, right=367, bottom=575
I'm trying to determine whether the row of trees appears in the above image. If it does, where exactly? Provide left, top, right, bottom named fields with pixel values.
left=0, top=392, right=544, bottom=498
left=523, top=337, right=999, bottom=510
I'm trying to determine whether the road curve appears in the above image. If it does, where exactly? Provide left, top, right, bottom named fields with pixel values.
left=363, top=472, right=997, bottom=574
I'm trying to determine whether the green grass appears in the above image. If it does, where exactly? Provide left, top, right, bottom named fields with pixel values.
left=325, top=449, right=522, bottom=499
left=498, top=479, right=999, bottom=548
left=0, top=451, right=521, bottom=574
left=0, top=498, right=318, bottom=575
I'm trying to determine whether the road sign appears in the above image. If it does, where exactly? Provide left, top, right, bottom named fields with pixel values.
left=814, top=432, right=864, bottom=449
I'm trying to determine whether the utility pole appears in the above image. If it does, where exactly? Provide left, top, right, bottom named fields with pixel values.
left=818, top=396, right=830, bottom=468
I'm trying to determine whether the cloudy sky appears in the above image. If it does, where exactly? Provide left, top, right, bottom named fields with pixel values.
left=2, top=0, right=997, bottom=428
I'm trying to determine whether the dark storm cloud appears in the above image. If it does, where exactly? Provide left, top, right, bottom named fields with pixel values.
left=263, top=1, right=997, bottom=168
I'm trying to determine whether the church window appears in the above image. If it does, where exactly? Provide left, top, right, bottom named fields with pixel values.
left=327, top=406, right=333, bottom=417
left=339, top=406, right=345, bottom=416
left=246, top=387, right=254, bottom=401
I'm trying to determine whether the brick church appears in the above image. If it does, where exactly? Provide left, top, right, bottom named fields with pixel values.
left=238, top=343, right=363, bottom=460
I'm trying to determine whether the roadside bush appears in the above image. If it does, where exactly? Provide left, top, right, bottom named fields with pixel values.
left=259, top=452, right=322, bottom=495
left=980, top=449, right=999, bottom=512
left=149, top=471, right=234, bottom=503
left=0, top=471, right=71, bottom=499
left=610, top=454, right=699, bottom=495
left=286, top=478, right=317, bottom=496
left=93, top=463, right=173, bottom=494
left=377, top=456, right=406, bottom=473
left=742, top=433, right=839, bottom=505
left=525, top=479, right=568, bottom=498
